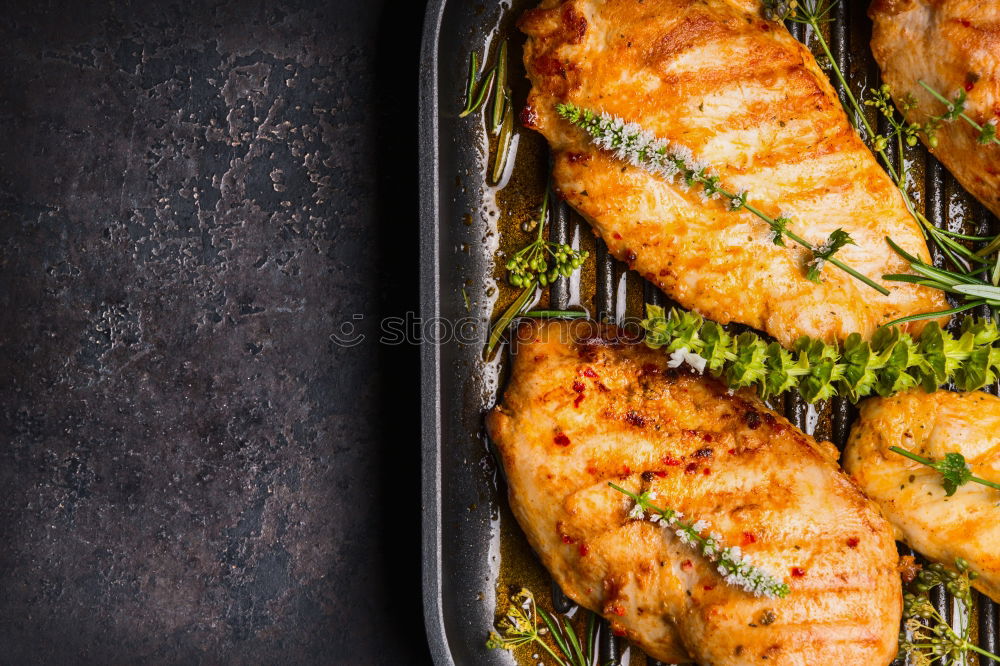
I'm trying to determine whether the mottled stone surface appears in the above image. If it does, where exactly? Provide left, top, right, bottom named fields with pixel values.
left=0, top=0, right=427, bottom=663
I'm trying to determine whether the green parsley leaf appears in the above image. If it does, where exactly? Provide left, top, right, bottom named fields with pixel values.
left=933, top=452, right=973, bottom=496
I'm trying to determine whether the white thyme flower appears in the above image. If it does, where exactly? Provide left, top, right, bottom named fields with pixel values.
left=676, top=529, right=692, bottom=544
left=691, top=519, right=709, bottom=533
left=628, top=503, right=645, bottom=521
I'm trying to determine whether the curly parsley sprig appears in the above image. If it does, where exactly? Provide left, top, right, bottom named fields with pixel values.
left=889, top=448, right=1000, bottom=497
left=899, top=559, right=1000, bottom=665
left=610, top=483, right=790, bottom=598
left=555, top=102, right=888, bottom=295
left=642, top=304, right=1000, bottom=403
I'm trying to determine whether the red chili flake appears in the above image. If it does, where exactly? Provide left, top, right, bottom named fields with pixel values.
left=625, top=410, right=646, bottom=427
left=662, top=455, right=682, bottom=466
left=519, top=104, right=540, bottom=129
left=573, top=394, right=585, bottom=408
left=583, top=367, right=598, bottom=378
left=703, top=585, right=715, bottom=591
left=596, top=382, right=610, bottom=392
left=572, top=381, right=585, bottom=393
left=965, top=80, right=975, bottom=92
left=554, top=433, right=571, bottom=447
left=562, top=534, right=576, bottom=545
left=702, top=468, right=711, bottom=476
left=727, top=448, right=736, bottom=455
left=578, top=543, right=590, bottom=557
left=533, top=354, right=546, bottom=362
left=612, top=232, right=622, bottom=240
left=702, top=433, right=713, bottom=442
left=847, top=537, right=859, bottom=548
left=611, top=626, right=626, bottom=637
left=741, top=532, right=757, bottom=546
left=652, top=470, right=667, bottom=478
left=684, top=463, right=698, bottom=474
left=621, top=465, right=631, bottom=476
left=680, top=560, right=692, bottom=571
left=611, top=605, right=626, bottom=617
left=791, top=567, right=806, bottom=578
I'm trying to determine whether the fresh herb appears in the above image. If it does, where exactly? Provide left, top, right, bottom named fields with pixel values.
left=459, top=51, right=496, bottom=118
left=919, top=80, right=1000, bottom=148
left=773, top=0, right=992, bottom=281
left=487, top=588, right=603, bottom=666
left=506, top=191, right=589, bottom=289
left=460, top=41, right=515, bottom=184
left=889, top=447, right=1000, bottom=496
left=462, top=287, right=471, bottom=312
left=882, top=238, right=998, bottom=327
left=899, top=559, right=1000, bottom=665
left=642, top=304, right=1000, bottom=403
left=555, top=102, right=888, bottom=295
left=807, top=229, right=855, bottom=283
left=610, top=483, right=790, bottom=598
left=487, top=191, right=589, bottom=355
left=523, top=309, right=589, bottom=319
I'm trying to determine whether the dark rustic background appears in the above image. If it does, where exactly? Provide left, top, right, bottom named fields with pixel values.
left=0, top=0, right=429, bottom=663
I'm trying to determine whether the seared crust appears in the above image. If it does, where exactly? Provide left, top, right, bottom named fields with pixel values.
left=520, top=0, right=948, bottom=347
left=487, top=320, right=902, bottom=665
left=870, top=0, right=1000, bottom=218
left=845, top=390, right=1000, bottom=602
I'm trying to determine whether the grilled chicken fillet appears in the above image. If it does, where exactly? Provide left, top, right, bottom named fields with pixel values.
left=486, top=320, right=902, bottom=665
left=844, top=390, right=1000, bottom=602
left=519, top=0, right=948, bottom=347
left=870, top=0, right=1000, bottom=218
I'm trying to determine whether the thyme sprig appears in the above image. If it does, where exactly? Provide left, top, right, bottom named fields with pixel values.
left=899, top=559, right=1000, bottom=665
left=889, top=447, right=1000, bottom=496
left=642, top=304, right=1000, bottom=403
left=555, top=102, right=888, bottom=294
left=487, top=588, right=603, bottom=666
left=610, top=483, right=790, bottom=598
left=772, top=0, right=989, bottom=280
left=919, top=81, right=1000, bottom=148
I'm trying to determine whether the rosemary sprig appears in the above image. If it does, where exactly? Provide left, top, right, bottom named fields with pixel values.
left=642, top=304, right=1000, bottom=403
left=460, top=41, right=515, bottom=184
left=882, top=237, right=999, bottom=326
left=555, top=102, right=889, bottom=295
left=919, top=80, right=1000, bottom=148
left=899, top=559, right=1000, bottom=665
left=523, top=309, right=588, bottom=319
left=610, top=483, right=790, bottom=598
left=889, top=447, right=1000, bottom=496
left=487, top=588, right=602, bottom=666
left=459, top=51, right=496, bottom=118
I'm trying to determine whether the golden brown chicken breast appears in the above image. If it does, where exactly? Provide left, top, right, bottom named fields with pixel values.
left=486, top=320, right=902, bottom=665
left=844, top=389, right=1000, bottom=601
left=870, top=0, right=1000, bottom=218
left=518, top=0, right=948, bottom=347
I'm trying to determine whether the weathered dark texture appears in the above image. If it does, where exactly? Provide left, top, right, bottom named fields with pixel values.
left=0, top=0, right=427, bottom=663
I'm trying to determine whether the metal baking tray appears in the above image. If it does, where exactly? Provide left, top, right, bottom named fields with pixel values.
left=419, top=1, right=1000, bottom=663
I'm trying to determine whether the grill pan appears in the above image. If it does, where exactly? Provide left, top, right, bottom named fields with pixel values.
left=419, top=1, right=1000, bottom=663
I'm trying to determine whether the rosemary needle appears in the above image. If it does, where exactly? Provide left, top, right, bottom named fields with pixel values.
left=459, top=67, right=496, bottom=119
left=491, top=99, right=514, bottom=183
left=486, top=282, right=537, bottom=356
left=491, top=40, right=508, bottom=134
